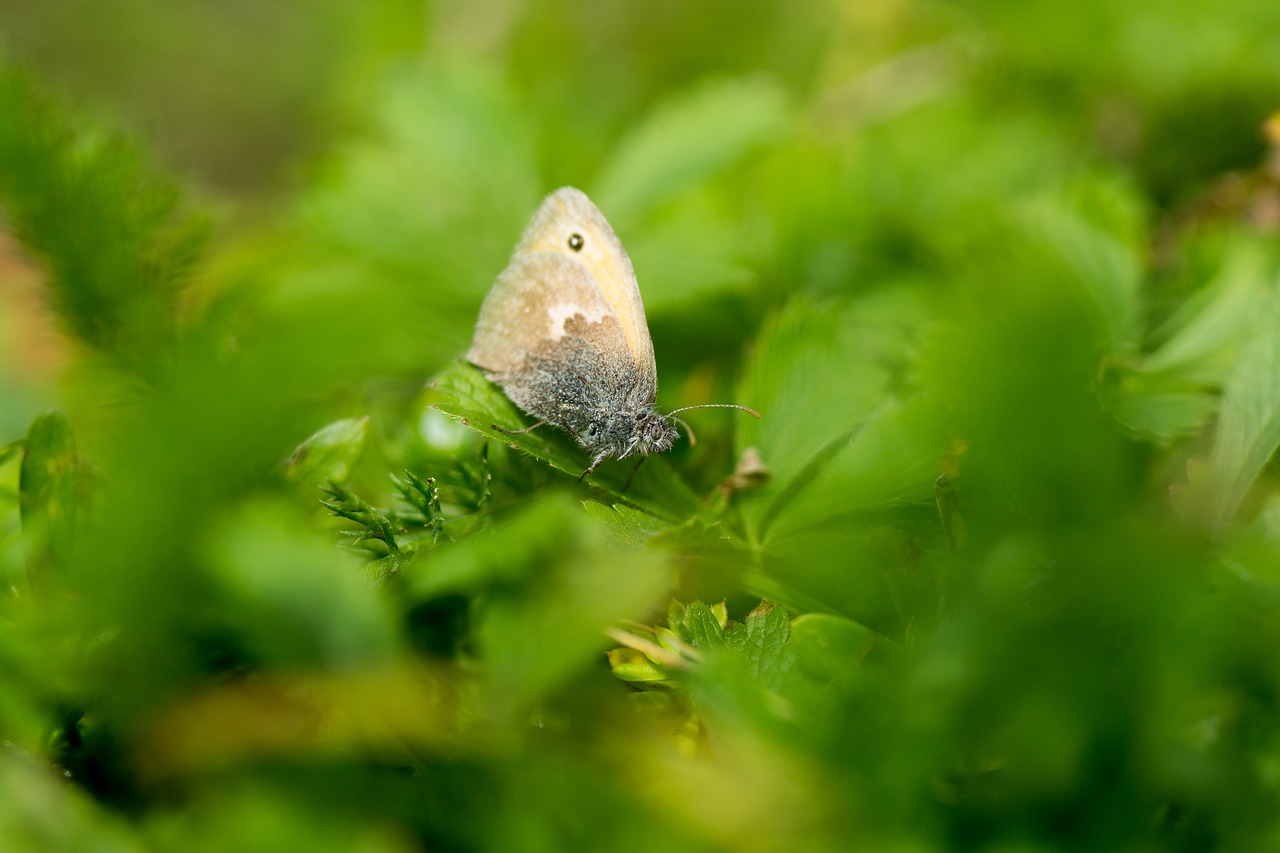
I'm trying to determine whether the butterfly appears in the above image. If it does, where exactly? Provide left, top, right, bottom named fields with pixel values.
left=467, top=187, right=757, bottom=481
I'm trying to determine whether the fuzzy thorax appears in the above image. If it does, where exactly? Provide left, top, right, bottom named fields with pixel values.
left=578, top=407, right=679, bottom=471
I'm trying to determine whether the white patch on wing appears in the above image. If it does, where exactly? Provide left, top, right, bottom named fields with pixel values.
left=546, top=302, right=606, bottom=340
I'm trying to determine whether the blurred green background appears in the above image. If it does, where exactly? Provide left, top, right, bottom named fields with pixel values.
left=3, top=1, right=1280, bottom=850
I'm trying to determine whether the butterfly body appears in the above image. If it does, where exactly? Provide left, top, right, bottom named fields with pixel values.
left=467, top=187, right=679, bottom=475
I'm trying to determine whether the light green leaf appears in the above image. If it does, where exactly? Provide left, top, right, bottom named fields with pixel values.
left=582, top=501, right=672, bottom=546
left=1100, top=244, right=1264, bottom=447
left=621, top=191, right=756, bottom=312
left=283, top=416, right=369, bottom=487
left=0, top=439, right=24, bottom=468
left=671, top=600, right=728, bottom=650
left=593, top=76, right=789, bottom=225
left=1207, top=284, right=1280, bottom=529
left=282, top=65, right=541, bottom=366
left=1022, top=191, right=1143, bottom=354
left=1101, top=379, right=1218, bottom=446
left=301, top=65, right=538, bottom=289
left=1141, top=243, right=1268, bottom=380
left=764, top=397, right=938, bottom=540
left=735, top=291, right=933, bottom=540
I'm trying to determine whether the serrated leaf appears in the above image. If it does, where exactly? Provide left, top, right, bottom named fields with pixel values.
left=283, top=416, right=369, bottom=487
left=428, top=360, right=699, bottom=521
left=18, top=409, right=77, bottom=572
left=671, top=600, right=727, bottom=649
left=594, top=76, right=789, bottom=225
left=722, top=600, right=792, bottom=690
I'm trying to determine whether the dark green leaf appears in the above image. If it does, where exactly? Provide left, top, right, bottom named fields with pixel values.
left=18, top=409, right=77, bottom=573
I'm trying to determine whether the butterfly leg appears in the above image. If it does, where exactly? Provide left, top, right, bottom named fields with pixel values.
left=577, top=448, right=614, bottom=483
left=492, top=420, right=548, bottom=436
left=621, top=457, right=646, bottom=491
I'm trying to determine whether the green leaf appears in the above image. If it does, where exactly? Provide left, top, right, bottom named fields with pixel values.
left=402, top=494, right=579, bottom=601
left=763, top=397, right=938, bottom=540
left=619, top=191, right=756, bottom=312
left=788, top=614, right=878, bottom=682
left=428, top=361, right=700, bottom=521
left=0, top=66, right=206, bottom=368
left=1021, top=189, right=1143, bottom=354
left=735, top=292, right=934, bottom=540
left=283, top=416, right=369, bottom=488
left=413, top=496, right=674, bottom=718
left=722, top=600, right=792, bottom=691
left=1100, top=379, right=1218, bottom=446
left=1206, top=285, right=1280, bottom=529
left=760, top=526, right=906, bottom=639
left=582, top=501, right=672, bottom=546
left=593, top=76, right=789, bottom=226
left=201, top=499, right=401, bottom=667
left=18, top=409, right=77, bottom=573
left=671, top=600, right=728, bottom=649
left=0, top=748, right=147, bottom=853
left=1105, top=244, right=1273, bottom=445
left=301, top=65, right=539, bottom=289
left=0, top=440, right=24, bottom=468
left=280, top=64, right=542, bottom=368
left=607, top=647, right=674, bottom=685
left=1141, top=243, right=1268, bottom=379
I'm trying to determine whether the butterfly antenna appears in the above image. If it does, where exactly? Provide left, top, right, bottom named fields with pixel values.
left=665, top=403, right=761, bottom=419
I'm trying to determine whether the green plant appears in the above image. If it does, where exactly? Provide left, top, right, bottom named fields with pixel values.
left=4, top=4, right=1280, bottom=850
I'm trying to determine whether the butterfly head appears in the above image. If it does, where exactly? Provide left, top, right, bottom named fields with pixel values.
left=579, top=407, right=679, bottom=463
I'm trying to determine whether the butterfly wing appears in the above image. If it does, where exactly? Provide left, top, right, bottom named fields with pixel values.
left=467, top=249, right=648, bottom=431
left=467, top=187, right=659, bottom=428
left=513, top=187, right=657, bottom=383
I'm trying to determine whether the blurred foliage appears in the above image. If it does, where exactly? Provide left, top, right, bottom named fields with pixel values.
left=3, top=1, right=1280, bottom=850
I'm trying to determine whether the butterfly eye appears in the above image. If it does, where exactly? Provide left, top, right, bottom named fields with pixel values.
left=567, top=232, right=585, bottom=252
